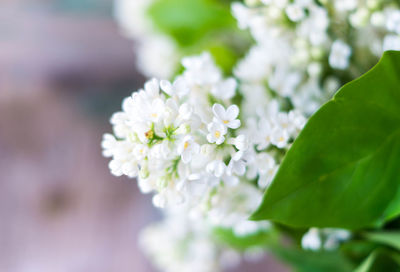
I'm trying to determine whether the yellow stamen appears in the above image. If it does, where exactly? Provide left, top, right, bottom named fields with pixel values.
left=214, top=131, right=221, bottom=138
left=184, top=141, right=189, bottom=150
left=151, top=113, right=158, bottom=118
left=145, top=130, right=154, bottom=139
left=279, top=136, right=285, bottom=142
left=223, top=120, right=229, bottom=124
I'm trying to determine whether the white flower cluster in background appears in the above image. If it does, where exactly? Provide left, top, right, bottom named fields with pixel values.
left=232, top=0, right=400, bottom=116
left=301, top=228, right=351, bottom=251
left=114, top=0, right=179, bottom=79
left=139, top=209, right=246, bottom=272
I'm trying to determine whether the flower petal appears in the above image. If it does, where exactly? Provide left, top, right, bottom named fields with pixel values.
left=228, top=119, right=241, bottom=129
left=226, top=104, right=239, bottom=120
left=212, top=103, right=226, bottom=119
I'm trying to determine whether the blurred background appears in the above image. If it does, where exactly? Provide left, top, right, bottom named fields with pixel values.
left=0, top=0, right=288, bottom=271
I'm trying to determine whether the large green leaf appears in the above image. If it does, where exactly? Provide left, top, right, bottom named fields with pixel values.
left=251, top=51, right=400, bottom=229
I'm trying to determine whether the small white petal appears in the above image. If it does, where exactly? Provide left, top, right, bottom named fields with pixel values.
left=228, top=119, right=241, bottom=129
left=212, top=104, right=226, bottom=119
left=226, top=105, right=239, bottom=120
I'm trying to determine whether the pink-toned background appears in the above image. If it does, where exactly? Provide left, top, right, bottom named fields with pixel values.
left=0, top=1, right=288, bottom=271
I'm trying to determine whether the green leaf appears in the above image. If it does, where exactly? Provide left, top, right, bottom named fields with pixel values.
left=354, top=249, right=400, bottom=272
left=251, top=51, right=400, bottom=229
left=148, top=0, right=235, bottom=46
left=354, top=251, right=378, bottom=272
left=364, top=231, right=400, bottom=251
left=270, top=247, right=354, bottom=272
left=147, top=0, right=251, bottom=74
left=213, top=227, right=354, bottom=272
left=212, top=227, right=279, bottom=251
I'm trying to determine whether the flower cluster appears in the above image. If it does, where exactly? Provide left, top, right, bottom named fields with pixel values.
left=301, top=228, right=351, bottom=251
left=102, top=52, right=305, bottom=270
left=233, top=0, right=400, bottom=115
left=139, top=209, right=244, bottom=272
left=105, top=0, right=400, bottom=270
left=103, top=51, right=305, bottom=217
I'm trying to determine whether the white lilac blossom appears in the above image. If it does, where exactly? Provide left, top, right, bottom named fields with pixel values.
left=329, top=40, right=352, bottom=70
left=301, top=228, right=321, bottom=251
left=212, top=104, right=241, bottom=129
left=207, top=122, right=228, bottom=145
left=383, top=35, right=400, bottom=51
left=102, top=52, right=289, bottom=214
left=231, top=1, right=400, bottom=117
left=177, top=135, right=200, bottom=164
left=102, top=53, right=305, bottom=272
left=136, top=35, right=179, bottom=79
left=301, top=228, right=351, bottom=251
left=139, top=210, right=229, bottom=272
left=107, top=0, right=400, bottom=270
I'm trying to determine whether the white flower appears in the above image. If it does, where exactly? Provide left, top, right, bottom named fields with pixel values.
left=160, top=77, right=189, bottom=98
left=273, top=112, right=294, bottom=133
left=370, top=11, right=385, bottom=27
left=256, top=119, right=273, bottom=151
left=270, top=128, right=290, bottom=148
left=206, top=160, right=226, bottom=178
left=301, top=228, right=321, bottom=251
left=101, top=134, right=118, bottom=157
left=212, top=104, right=241, bottom=129
left=334, top=0, right=357, bottom=12
left=207, top=121, right=228, bottom=145
left=136, top=36, right=179, bottom=79
left=286, top=4, right=305, bottom=22
left=133, top=144, right=149, bottom=160
left=349, top=8, right=369, bottom=28
left=383, top=34, right=400, bottom=51
left=289, top=110, right=307, bottom=131
left=323, top=229, right=351, bottom=250
left=228, top=134, right=249, bottom=151
left=222, top=174, right=240, bottom=187
left=113, top=0, right=151, bottom=38
left=387, top=10, right=400, bottom=34
left=329, top=40, right=352, bottom=70
left=152, top=193, right=167, bottom=208
left=227, top=157, right=246, bottom=176
left=298, top=6, right=329, bottom=46
left=177, top=135, right=200, bottom=164
left=211, top=78, right=237, bottom=100
left=258, top=165, right=278, bottom=189
left=269, top=69, right=302, bottom=97
left=255, top=153, right=275, bottom=172
left=110, top=112, right=130, bottom=138
left=231, top=3, right=254, bottom=30
left=181, top=52, right=221, bottom=85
